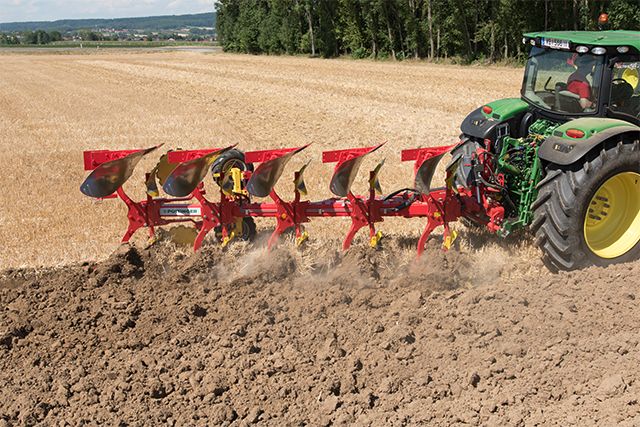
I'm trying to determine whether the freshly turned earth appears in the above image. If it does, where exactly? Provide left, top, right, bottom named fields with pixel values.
left=2, top=237, right=639, bottom=426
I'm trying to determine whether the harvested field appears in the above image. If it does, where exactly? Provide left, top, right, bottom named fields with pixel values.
left=1, top=51, right=639, bottom=426
left=0, top=51, right=521, bottom=270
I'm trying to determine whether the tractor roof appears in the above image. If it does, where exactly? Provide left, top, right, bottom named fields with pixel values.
left=523, top=30, right=640, bottom=50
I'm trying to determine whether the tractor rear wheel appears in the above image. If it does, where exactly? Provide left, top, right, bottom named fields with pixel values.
left=532, top=140, right=640, bottom=271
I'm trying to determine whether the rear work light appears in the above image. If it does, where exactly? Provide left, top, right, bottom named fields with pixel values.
left=566, top=129, right=585, bottom=139
left=591, top=47, right=606, bottom=55
left=576, top=46, right=589, bottom=53
left=598, top=13, right=609, bottom=25
left=617, top=46, right=630, bottom=54
left=482, top=105, right=493, bottom=114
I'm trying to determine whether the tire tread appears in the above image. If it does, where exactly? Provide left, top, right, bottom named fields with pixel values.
left=532, top=139, right=640, bottom=271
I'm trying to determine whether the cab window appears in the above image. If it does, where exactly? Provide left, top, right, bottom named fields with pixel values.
left=522, top=47, right=604, bottom=114
left=609, top=61, right=640, bottom=118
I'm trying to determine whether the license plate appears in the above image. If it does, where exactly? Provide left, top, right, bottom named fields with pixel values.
left=541, top=38, right=570, bottom=50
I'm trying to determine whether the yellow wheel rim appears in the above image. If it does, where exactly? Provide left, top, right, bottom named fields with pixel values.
left=584, top=172, right=640, bottom=259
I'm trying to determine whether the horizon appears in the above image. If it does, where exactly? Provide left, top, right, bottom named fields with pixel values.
left=0, top=0, right=214, bottom=24
left=0, top=10, right=214, bottom=26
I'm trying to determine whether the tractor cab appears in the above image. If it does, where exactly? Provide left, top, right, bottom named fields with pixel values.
left=521, top=31, right=640, bottom=124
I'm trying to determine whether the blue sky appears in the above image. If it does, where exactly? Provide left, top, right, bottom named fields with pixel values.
left=0, top=0, right=214, bottom=23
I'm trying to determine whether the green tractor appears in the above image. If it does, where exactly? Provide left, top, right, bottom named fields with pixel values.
left=456, top=30, right=640, bottom=271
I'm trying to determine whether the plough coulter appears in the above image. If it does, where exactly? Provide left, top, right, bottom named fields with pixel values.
left=82, top=29, right=640, bottom=271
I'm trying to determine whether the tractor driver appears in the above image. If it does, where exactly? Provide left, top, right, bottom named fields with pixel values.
left=567, top=55, right=597, bottom=110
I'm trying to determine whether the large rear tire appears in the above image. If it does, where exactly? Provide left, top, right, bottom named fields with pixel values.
left=531, top=140, right=640, bottom=271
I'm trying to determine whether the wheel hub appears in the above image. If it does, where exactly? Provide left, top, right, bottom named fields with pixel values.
left=584, top=172, right=640, bottom=259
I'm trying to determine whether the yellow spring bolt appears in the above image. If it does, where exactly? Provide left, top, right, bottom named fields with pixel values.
left=370, top=231, right=383, bottom=248
left=443, top=230, right=458, bottom=250
left=296, top=231, right=309, bottom=247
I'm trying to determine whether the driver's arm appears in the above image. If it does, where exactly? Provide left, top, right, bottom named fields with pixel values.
left=579, top=97, right=593, bottom=109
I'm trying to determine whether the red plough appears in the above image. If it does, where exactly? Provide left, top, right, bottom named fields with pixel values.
left=81, top=142, right=505, bottom=255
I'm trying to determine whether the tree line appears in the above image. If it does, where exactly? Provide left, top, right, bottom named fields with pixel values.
left=215, top=0, right=640, bottom=62
left=0, top=30, right=63, bottom=45
left=0, top=30, right=111, bottom=45
left=0, top=29, right=213, bottom=45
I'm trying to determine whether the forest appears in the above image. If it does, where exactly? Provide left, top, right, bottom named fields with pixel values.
left=215, top=0, right=640, bottom=62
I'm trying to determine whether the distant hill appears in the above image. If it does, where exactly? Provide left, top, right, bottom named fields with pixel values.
left=0, top=12, right=215, bottom=32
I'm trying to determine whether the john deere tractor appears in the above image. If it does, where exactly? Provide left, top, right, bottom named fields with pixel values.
left=456, top=30, right=640, bottom=271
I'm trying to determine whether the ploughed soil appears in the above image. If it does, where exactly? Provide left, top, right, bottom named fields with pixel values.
left=1, top=235, right=640, bottom=426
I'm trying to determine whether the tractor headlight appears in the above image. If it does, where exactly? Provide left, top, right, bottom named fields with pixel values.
left=591, top=47, right=606, bottom=55
left=617, top=46, right=630, bottom=54
left=576, top=45, right=589, bottom=54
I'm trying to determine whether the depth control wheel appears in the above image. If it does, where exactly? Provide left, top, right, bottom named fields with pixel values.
left=532, top=140, right=640, bottom=271
left=214, top=217, right=257, bottom=243
left=238, top=217, right=257, bottom=241
left=210, top=149, right=253, bottom=187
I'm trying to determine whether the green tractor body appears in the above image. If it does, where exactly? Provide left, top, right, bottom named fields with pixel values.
left=457, top=30, right=640, bottom=270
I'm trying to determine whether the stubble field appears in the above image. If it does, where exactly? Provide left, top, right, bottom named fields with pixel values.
left=1, top=51, right=639, bottom=426
left=0, top=50, right=521, bottom=270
